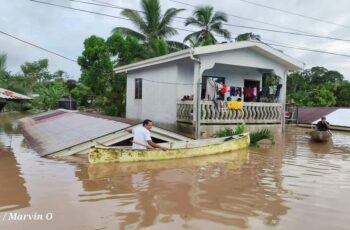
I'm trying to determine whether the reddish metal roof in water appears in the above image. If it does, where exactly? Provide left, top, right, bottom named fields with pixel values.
left=297, top=107, right=338, bottom=124
left=0, top=88, right=32, bottom=100
left=18, top=110, right=138, bottom=156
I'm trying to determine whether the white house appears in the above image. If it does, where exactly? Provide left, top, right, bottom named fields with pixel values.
left=115, top=41, right=304, bottom=138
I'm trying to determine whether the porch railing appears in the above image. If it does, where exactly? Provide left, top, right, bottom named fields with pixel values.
left=177, top=101, right=282, bottom=124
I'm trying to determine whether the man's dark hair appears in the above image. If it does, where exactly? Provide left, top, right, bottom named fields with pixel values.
left=143, top=119, right=152, bottom=126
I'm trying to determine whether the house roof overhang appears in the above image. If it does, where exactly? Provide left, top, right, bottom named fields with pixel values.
left=114, top=41, right=304, bottom=74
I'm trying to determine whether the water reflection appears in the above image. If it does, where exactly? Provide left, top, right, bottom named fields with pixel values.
left=0, top=148, right=30, bottom=211
left=308, top=140, right=333, bottom=154
left=1, top=112, right=350, bottom=229
left=71, top=147, right=293, bottom=229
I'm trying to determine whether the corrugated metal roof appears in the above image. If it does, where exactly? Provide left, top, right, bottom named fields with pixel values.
left=18, top=110, right=133, bottom=157
left=0, top=88, right=32, bottom=100
left=311, top=108, right=350, bottom=127
left=297, top=107, right=338, bottom=124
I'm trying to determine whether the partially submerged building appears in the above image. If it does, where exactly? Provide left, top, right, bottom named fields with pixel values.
left=0, top=88, right=32, bottom=111
left=115, top=41, right=304, bottom=138
left=18, top=109, right=192, bottom=157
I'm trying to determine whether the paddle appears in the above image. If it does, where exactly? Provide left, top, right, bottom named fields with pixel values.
left=131, top=140, right=154, bottom=149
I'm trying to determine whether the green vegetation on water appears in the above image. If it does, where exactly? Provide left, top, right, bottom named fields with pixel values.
left=215, top=124, right=245, bottom=137
left=249, top=129, right=275, bottom=146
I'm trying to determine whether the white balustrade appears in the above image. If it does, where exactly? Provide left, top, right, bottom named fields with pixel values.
left=177, top=101, right=282, bottom=124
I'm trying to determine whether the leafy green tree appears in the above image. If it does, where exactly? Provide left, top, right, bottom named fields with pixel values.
left=307, top=66, right=343, bottom=86
left=21, top=59, right=52, bottom=84
left=33, top=82, right=68, bottom=110
left=235, top=33, right=261, bottom=41
left=70, top=83, right=92, bottom=107
left=112, top=0, right=186, bottom=51
left=78, top=35, right=113, bottom=96
left=333, top=81, right=350, bottom=106
left=78, top=34, right=131, bottom=116
left=184, top=6, right=230, bottom=46
left=106, top=32, right=146, bottom=65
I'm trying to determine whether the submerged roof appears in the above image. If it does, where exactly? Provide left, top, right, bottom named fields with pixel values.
left=298, top=107, right=350, bottom=128
left=114, top=41, right=304, bottom=73
left=311, top=108, right=350, bottom=127
left=297, top=107, right=338, bottom=124
left=18, top=110, right=133, bottom=156
left=0, top=88, right=32, bottom=100
left=18, top=109, right=192, bottom=157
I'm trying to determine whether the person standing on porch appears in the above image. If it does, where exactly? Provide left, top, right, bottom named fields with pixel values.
left=132, top=119, right=168, bottom=150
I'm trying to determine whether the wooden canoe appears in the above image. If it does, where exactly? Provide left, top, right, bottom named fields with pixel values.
left=309, top=130, right=331, bottom=142
left=88, top=133, right=250, bottom=164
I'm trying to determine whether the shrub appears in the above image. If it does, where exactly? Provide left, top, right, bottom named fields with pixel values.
left=215, top=124, right=245, bottom=137
left=249, top=129, right=274, bottom=146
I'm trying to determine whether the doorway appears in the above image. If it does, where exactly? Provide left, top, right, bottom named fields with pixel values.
left=244, top=80, right=260, bottom=102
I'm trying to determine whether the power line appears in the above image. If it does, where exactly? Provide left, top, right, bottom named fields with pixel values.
left=85, top=0, right=321, bottom=49
left=69, top=0, right=187, bottom=22
left=235, top=0, right=350, bottom=29
left=263, top=42, right=350, bottom=59
left=65, top=0, right=350, bottom=42
left=30, top=0, right=130, bottom=22
left=222, top=23, right=350, bottom=43
left=30, top=0, right=350, bottom=59
left=0, top=30, right=77, bottom=62
left=168, top=0, right=312, bottom=35
left=169, top=0, right=350, bottom=43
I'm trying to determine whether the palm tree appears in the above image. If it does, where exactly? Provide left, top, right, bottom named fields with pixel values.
left=112, top=0, right=187, bottom=51
left=184, top=6, right=231, bottom=46
left=235, top=33, right=261, bottom=42
left=0, top=54, right=7, bottom=72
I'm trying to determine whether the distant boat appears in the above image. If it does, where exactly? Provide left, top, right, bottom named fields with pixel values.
left=88, top=133, right=250, bottom=164
left=309, top=130, right=332, bottom=142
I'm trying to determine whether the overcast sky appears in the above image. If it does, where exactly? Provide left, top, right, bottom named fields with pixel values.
left=1, top=0, right=350, bottom=80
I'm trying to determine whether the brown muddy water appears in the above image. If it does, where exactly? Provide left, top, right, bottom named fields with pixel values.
left=1, top=112, right=350, bottom=230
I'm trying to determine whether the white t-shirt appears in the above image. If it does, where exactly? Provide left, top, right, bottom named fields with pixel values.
left=132, top=126, right=152, bottom=150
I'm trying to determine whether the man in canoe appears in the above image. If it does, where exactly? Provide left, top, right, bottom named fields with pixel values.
left=316, top=116, right=331, bottom=131
left=132, top=119, right=168, bottom=150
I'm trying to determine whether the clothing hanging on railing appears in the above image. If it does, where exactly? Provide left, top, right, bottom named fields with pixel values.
left=206, top=78, right=216, bottom=100
left=262, top=86, right=269, bottom=97
left=275, top=84, right=282, bottom=97
left=227, top=101, right=243, bottom=110
left=214, top=99, right=227, bottom=113
left=230, top=86, right=235, bottom=96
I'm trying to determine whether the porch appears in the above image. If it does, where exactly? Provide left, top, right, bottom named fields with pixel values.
left=177, top=101, right=282, bottom=124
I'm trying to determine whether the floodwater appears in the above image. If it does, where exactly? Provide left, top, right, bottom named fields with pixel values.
left=1, top=112, right=350, bottom=230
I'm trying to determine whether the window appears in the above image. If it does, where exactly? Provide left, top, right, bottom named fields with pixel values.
left=135, top=78, right=142, bottom=99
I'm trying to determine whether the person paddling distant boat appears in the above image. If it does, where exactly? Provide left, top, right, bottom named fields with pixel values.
left=316, top=116, right=331, bottom=131
left=131, top=119, right=168, bottom=151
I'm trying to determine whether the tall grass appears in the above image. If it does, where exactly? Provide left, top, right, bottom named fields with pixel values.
left=249, top=129, right=274, bottom=146
left=215, top=124, right=245, bottom=137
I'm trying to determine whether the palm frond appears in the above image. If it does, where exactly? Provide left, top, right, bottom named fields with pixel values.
left=183, top=31, right=202, bottom=43
left=166, top=40, right=189, bottom=51
left=111, top=27, right=146, bottom=41
left=211, top=11, right=228, bottom=23
left=121, top=9, right=148, bottom=34
left=211, top=23, right=231, bottom=40
left=142, top=0, right=161, bottom=39
left=184, top=17, right=204, bottom=27
left=160, top=8, right=185, bottom=30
